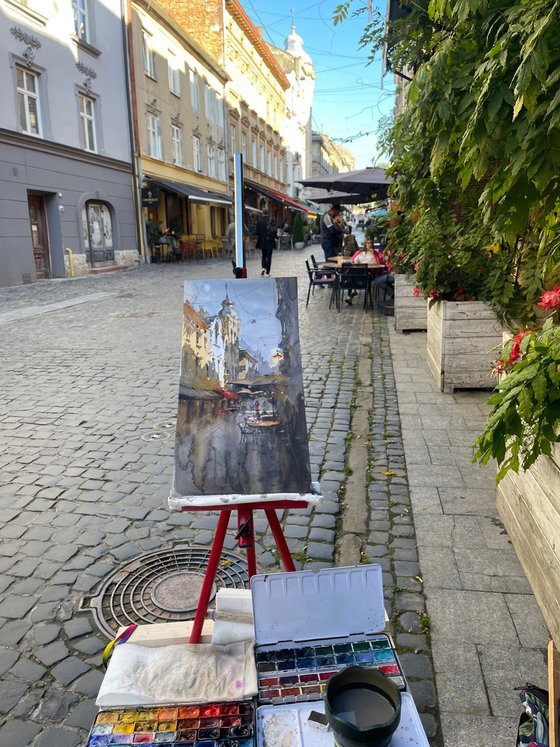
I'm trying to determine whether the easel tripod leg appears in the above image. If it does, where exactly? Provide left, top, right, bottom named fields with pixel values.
left=237, top=508, right=257, bottom=578
left=189, top=509, right=231, bottom=644
left=265, top=508, right=296, bottom=571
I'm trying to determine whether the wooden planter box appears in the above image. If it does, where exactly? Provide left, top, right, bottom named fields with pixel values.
left=497, top=443, right=560, bottom=650
left=426, top=300, right=503, bottom=393
left=394, top=274, right=427, bottom=332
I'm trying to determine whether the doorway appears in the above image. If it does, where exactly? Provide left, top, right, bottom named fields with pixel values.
left=27, top=195, right=51, bottom=280
left=83, top=201, right=115, bottom=265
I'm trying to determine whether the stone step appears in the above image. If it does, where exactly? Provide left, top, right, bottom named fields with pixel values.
left=89, top=265, right=131, bottom=275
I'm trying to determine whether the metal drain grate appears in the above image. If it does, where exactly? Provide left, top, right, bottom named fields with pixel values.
left=84, top=545, right=250, bottom=638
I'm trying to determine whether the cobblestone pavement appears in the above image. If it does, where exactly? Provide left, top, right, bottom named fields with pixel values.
left=0, top=248, right=446, bottom=746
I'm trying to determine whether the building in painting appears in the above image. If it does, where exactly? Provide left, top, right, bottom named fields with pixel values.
left=0, top=0, right=137, bottom=286
left=128, top=0, right=232, bottom=262
left=181, top=301, right=213, bottom=383
left=210, top=294, right=241, bottom=386
left=238, top=349, right=258, bottom=379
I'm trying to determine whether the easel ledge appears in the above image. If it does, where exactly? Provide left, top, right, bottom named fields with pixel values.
left=168, top=491, right=322, bottom=511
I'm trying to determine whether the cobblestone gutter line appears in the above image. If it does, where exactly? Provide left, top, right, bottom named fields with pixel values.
left=338, top=314, right=443, bottom=746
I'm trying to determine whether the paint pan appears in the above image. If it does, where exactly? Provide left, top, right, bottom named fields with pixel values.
left=85, top=701, right=254, bottom=747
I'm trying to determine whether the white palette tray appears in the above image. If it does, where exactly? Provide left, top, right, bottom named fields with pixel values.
left=256, top=693, right=429, bottom=747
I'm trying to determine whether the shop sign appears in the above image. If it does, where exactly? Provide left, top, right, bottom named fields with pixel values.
left=142, top=187, right=159, bottom=206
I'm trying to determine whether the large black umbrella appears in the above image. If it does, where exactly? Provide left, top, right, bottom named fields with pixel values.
left=310, top=191, right=373, bottom=205
left=299, top=167, right=391, bottom=197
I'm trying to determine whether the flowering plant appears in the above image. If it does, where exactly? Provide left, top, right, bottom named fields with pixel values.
left=473, top=288, right=560, bottom=481
left=384, top=211, right=422, bottom=275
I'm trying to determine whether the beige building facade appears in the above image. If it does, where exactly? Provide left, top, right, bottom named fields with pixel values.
left=128, top=0, right=232, bottom=261
left=307, top=131, right=355, bottom=202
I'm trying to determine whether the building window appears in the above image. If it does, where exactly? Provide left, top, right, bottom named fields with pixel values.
left=73, top=0, right=89, bottom=42
left=147, top=112, right=162, bottom=159
left=168, top=55, right=180, bottom=96
left=16, top=66, right=41, bottom=136
left=216, top=95, right=224, bottom=131
left=207, top=143, right=216, bottom=178
left=267, top=150, right=272, bottom=176
left=260, top=144, right=265, bottom=172
left=251, top=137, right=257, bottom=166
left=274, top=154, right=278, bottom=180
left=205, top=84, right=214, bottom=124
left=218, top=147, right=226, bottom=180
left=230, top=124, right=236, bottom=155
left=241, top=131, right=247, bottom=160
left=171, top=124, right=183, bottom=166
left=190, top=70, right=199, bottom=111
left=142, top=30, right=156, bottom=78
left=193, top=135, right=201, bottom=172
left=79, top=93, right=96, bottom=152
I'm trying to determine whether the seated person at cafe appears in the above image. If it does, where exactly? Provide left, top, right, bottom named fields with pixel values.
left=351, top=237, right=380, bottom=265
left=346, top=237, right=386, bottom=305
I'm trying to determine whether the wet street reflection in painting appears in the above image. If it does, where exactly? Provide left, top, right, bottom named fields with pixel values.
left=173, top=277, right=311, bottom=498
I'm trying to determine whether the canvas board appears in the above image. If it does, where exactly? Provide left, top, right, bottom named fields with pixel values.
left=171, top=278, right=312, bottom=502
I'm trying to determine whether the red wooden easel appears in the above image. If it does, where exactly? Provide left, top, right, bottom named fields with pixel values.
left=182, top=498, right=309, bottom=643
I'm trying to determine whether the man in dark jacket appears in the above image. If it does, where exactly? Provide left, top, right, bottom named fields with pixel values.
left=255, top=212, right=277, bottom=276
left=320, top=204, right=341, bottom=261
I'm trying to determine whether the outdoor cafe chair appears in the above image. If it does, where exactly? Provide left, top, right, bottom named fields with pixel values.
left=334, top=265, right=372, bottom=312
left=305, top=259, right=335, bottom=307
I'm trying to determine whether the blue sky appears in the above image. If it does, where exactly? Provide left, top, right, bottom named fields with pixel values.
left=245, top=0, right=395, bottom=168
left=185, top=279, right=282, bottom=362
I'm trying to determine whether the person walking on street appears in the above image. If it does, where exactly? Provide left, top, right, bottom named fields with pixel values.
left=255, top=212, right=277, bottom=276
left=320, top=204, right=341, bottom=262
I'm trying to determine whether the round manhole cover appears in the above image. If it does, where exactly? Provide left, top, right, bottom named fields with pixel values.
left=85, top=546, right=250, bottom=638
left=151, top=572, right=217, bottom=613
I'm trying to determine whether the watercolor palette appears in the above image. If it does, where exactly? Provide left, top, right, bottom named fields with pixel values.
left=255, top=634, right=405, bottom=704
left=86, top=702, right=254, bottom=747
left=251, top=566, right=406, bottom=706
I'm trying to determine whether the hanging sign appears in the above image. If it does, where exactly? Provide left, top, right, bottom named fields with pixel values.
left=142, top=187, right=159, bottom=206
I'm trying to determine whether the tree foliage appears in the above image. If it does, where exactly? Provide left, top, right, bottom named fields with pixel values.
left=339, top=0, right=560, bottom=324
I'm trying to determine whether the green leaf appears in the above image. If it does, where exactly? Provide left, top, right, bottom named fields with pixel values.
left=532, top=372, right=548, bottom=403
left=513, top=97, right=524, bottom=120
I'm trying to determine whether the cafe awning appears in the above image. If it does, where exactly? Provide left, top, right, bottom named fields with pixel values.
left=245, top=181, right=319, bottom=216
left=151, top=178, right=232, bottom=207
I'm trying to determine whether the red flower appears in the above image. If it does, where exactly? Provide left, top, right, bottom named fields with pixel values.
left=492, top=359, right=505, bottom=377
left=429, top=289, right=440, bottom=300
left=386, top=261, right=393, bottom=271
left=453, top=288, right=465, bottom=300
left=414, top=262, right=420, bottom=272
left=507, top=329, right=531, bottom=366
left=412, top=287, right=420, bottom=297
left=538, top=285, right=560, bottom=309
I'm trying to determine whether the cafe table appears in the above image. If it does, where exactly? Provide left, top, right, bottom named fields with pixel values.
left=322, top=259, right=385, bottom=271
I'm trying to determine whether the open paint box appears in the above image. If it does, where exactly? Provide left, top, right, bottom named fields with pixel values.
left=251, top=565, right=406, bottom=706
